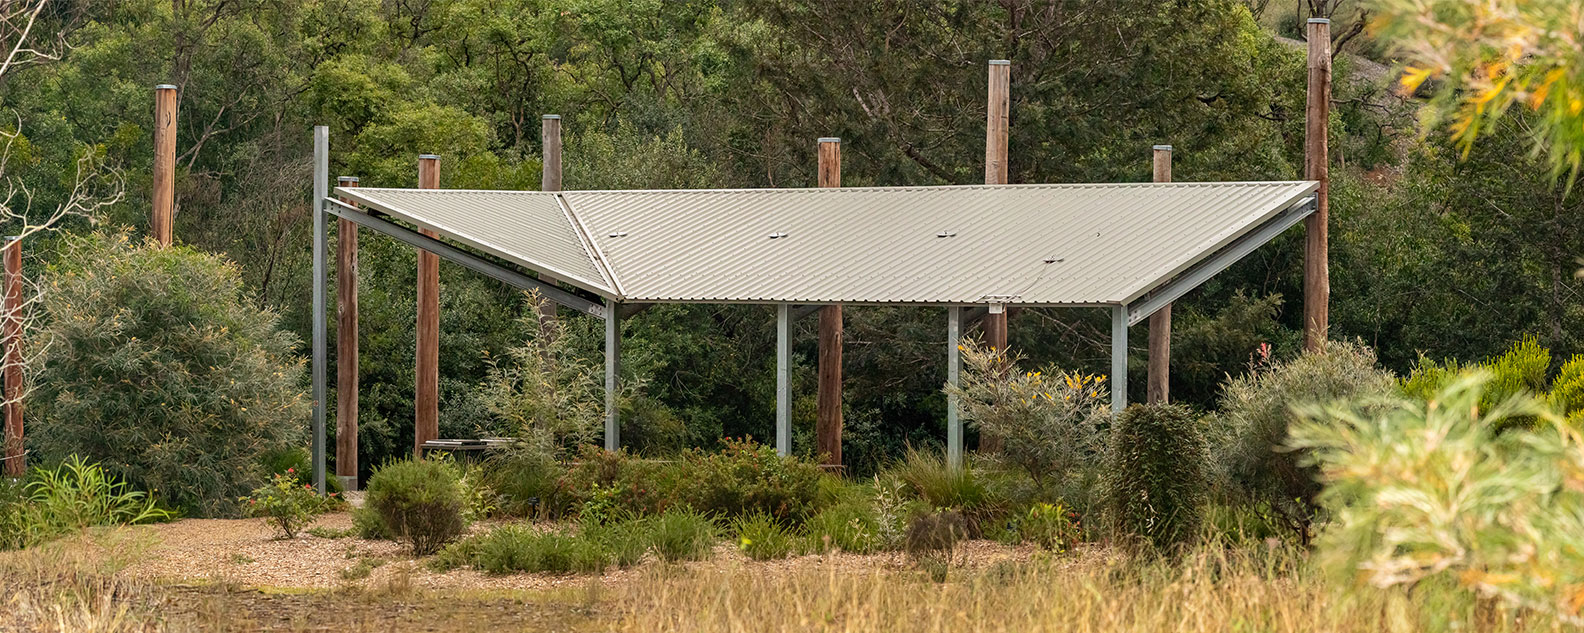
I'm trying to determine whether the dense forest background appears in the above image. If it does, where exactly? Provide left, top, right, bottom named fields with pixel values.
left=5, top=0, right=1581, bottom=476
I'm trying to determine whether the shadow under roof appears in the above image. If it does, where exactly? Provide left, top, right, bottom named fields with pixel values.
left=335, top=181, right=1319, bottom=306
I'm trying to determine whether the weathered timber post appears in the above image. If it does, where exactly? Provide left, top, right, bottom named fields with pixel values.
left=539, top=115, right=563, bottom=333
left=1303, top=18, right=1331, bottom=353
left=1147, top=145, right=1173, bottom=404
left=2, top=237, right=21, bottom=478
left=414, top=155, right=441, bottom=458
left=981, top=59, right=1011, bottom=453
left=152, top=85, right=179, bottom=247
left=336, top=176, right=360, bottom=490
left=816, top=137, right=843, bottom=470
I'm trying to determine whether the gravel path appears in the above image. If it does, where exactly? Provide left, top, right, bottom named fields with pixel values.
left=120, top=512, right=1039, bottom=592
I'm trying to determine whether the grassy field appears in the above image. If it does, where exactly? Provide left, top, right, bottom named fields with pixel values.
left=1, top=524, right=1559, bottom=633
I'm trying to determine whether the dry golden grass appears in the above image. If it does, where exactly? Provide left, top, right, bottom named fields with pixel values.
left=610, top=546, right=1557, bottom=633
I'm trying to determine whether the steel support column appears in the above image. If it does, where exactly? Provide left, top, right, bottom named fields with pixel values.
left=1111, top=305, right=1127, bottom=415
left=311, top=126, right=328, bottom=495
left=776, top=304, right=791, bottom=456
left=605, top=298, right=620, bottom=451
left=946, top=306, right=963, bottom=469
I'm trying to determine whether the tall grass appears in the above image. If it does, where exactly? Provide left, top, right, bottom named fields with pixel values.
left=610, top=546, right=1555, bottom=633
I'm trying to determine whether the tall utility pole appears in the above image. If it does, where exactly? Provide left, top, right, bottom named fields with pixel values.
left=1147, top=145, right=1173, bottom=404
left=414, top=155, right=441, bottom=458
left=816, top=137, right=843, bottom=470
left=1303, top=18, right=1332, bottom=353
left=335, top=176, right=360, bottom=490
left=152, top=85, right=179, bottom=247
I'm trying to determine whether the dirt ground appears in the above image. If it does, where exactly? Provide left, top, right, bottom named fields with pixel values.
left=120, top=512, right=1038, bottom=593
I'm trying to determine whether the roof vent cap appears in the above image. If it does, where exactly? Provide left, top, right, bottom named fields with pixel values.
left=937, top=231, right=957, bottom=238
left=768, top=231, right=788, bottom=239
left=608, top=231, right=628, bottom=238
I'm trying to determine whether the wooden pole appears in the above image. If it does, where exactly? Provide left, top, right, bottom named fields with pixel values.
left=415, top=155, right=440, bottom=458
left=151, top=85, right=178, bottom=247
left=2, top=237, right=20, bottom=478
left=981, top=59, right=1010, bottom=453
left=1146, top=145, right=1172, bottom=404
left=1303, top=18, right=1331, bottom=353
left=539, top=115, right=562, bottom=332
left=816, top=137, right=843, bottom=470
left=335, top=176, right=359, bottom=489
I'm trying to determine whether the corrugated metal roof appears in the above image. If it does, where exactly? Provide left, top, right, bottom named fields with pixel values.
left=336, top=181, right=1317, bottom=306
left=333, top=187, right=615, bottom=295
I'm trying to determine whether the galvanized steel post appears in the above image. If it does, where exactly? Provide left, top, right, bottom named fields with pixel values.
left=946, top=306, right=962, bottom=469
left=1111, top=305, right=1127, bottom=415
left=312, top=126, right=328, bottom=495
left=776, top=303, right=791, bottom=456
left=605, top=298, right=620, bottom=451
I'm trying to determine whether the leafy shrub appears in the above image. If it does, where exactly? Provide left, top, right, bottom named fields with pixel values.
left=681, top=438, right=828, bottom=523
left=945, top=341, right=1109, bottom=491
left=351, top=506, right=390, bottom=540
left=558, top=447, right=681, bottom=518
left=242, top=470, right=337, bottom=538
left=1104, top=404, right=1209, bottom=552
left=648, top=507, right=716, bottom=562
left=1210, top=340, right=1396, bottom=544
left=365, top=459, right=467, bottom=555
left=904, top=509, right=970, bottom=556
left=1013, top=503, right=1081, bottom=553
left=2, top=456, right=172, bottom=550
left=477, top=294, right=607, bottom=458
left=733, top=512, right=795, bottom=560
left=31, top=232, right=308, bottom=517
left=802, top=500, right=881, bottom=554
left=481, top=445, right=567, bottom=518
left=889, top=448, right=991, bottom=514
left=1292, top=372, right=1584, bottom=624
left=1548, top=355, right=1584, bottom=418
left=580, top=516, right=651, bottom=568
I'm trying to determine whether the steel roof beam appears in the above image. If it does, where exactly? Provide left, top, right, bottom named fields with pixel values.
left=325, top=198, right=608, bottom=319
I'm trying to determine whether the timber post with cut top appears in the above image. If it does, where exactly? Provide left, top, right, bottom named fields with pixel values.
left=981, top=59, right=1010, bottom=453
left=336, top=176, right=360, bottom=490
left=816, top=137, right=843, bottom=469
left=415, top=155, right=441, bottom=459
left=1304, top=18, right=1331, bottom=353
left=2, top=237, right=21, bottom=478
left=539, top=115, right=563, bottom=333
left=1147, top=145, right=1172, bottom=404
left=152, top=85, right=179, bottom=247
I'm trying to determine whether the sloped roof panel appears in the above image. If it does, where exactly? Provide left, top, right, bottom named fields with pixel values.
left=561, top=182, right=1317, bottom=304
left=333, top=187, right=614, bottom=295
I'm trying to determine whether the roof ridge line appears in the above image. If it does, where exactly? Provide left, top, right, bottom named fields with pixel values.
left=557, top=193, right=625, bottom=300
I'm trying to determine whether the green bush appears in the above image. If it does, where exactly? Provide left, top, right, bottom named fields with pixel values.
left=242, top=470, right=338, bottom=539
left=1013, top=503, right=1081, bottom=553
left=1210, top=340, right=1396, bottom=544
left=481, top=445, right=567, bottom=518
left=681, top=438, right=828, bottom=523
left=802, top=500, right=881, bottom=554
left=888, top=448, right=991, bottom=513
left=558, top=447, right=681, bottom=518
left=647, top=507, right=716, bottom=562
left=944, top=341, right=1109, bottom=491
left=580, top=516, right=651, bottom=568
left=351, top=506, right=390, bottom=540
left=365, top=459, right=467, bottom=555
left=1292, top=372, right=1584, bottom=624
left=1549, top=355, right=1584, bottom=418
left=1, top=456, right=172, bottom=550
left=31, top=232, right=308, bottom=517
left=1104, top=404, right=1209, bottom=552
left=732, top=512, right=795, bottom=560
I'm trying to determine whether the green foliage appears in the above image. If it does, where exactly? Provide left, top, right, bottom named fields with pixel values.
left=31, top=232, right=308, bottom=517
left=1014, top=503, right=1082, bottom=553
left=1292, top=372, right=1584, bottom=623
left=1550, top=356, right=1584, bottom=418
left=351, top=507, right=391, bottom=541
left=1104, top=404, right=1210, bottom=552
left=647, top=507, right=716, bottom=563
left=904, top=509, right=970, bottom=557
left=801, top=501, right=881, bottom=554
left=435, top=524, right=610, bottom=575
left=477, top=294, right=607, bottom=458
left=1, top=457, right=172, bottom=550
left=1485, top=336, right=1552, bottom=410
left=680, top=438, right=827, bottom=524
left=733, top=512, right=796, bottom=561
left=479, top=447, right=565, bottom=519
left=946, top=341, right=1109, bottom=490
left=1210, top=340, right=1397, bottom=544
left=241, top=471, right=337, bottom=539
left=365, top=459, right=467, bottom=556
